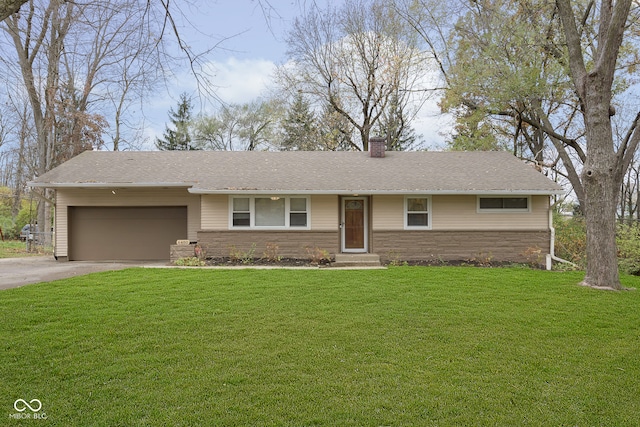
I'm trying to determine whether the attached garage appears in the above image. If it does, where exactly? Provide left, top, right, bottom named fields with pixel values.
left=68, top=206, right=188, bottom=261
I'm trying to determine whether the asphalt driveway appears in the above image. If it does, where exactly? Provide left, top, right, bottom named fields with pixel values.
left=0, top=256, right=163, bottom=290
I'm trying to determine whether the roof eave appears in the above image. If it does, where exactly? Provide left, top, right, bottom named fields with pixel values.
left=27, top=182, right=564, bottom=196
left=188, top=188, right=565, bottom=196
left=27, top=182, right=194, bottom=189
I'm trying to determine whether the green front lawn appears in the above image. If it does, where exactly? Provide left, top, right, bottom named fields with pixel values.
left=1, top=267, right=639, bottom=426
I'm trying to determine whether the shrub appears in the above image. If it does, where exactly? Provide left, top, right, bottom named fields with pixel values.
left=262, top=242, right=282, bottom=262
left=522, top=246, right=545, bottom=267
left=617, top=223, right=640, bottom=275
left=554, top=215, right=640, bottom=275
left=553, top=215, right=586, bottom=268
left=194, top=244, right=205, bottom=259
left=468, top=251, right=493, bottom=267
left=0, top=216, right=17, bottom=240
left=386, top=250, right=405, bottom=267
left=174, top=257, right=205, bottom=267
left=229, top=243, right=256, bottom=265
left=305, top=246, right=331, bottom=265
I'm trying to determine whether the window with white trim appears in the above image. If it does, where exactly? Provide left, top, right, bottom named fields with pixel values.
left=289, top=197, right=308, bottom=226
left=230, top=196, right=309, bottom=229
left=405, top=196, right=431, bottom=229
left=478, top=196, right=530, bottom=212
left=232, top=197, right=251, bottom=227
left=256, top=197, right=285, bottom=226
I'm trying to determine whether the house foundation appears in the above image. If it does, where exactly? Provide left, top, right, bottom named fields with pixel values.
left=172, top=229, right=551, bottom=266
left=195, top=230, right=339, bottom=260
left=372, top=230, right=551, bottom=266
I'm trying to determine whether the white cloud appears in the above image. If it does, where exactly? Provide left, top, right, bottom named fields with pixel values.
left=205, top=58, right=277, bottom=104
left=413, top=112, right=454, bottom=151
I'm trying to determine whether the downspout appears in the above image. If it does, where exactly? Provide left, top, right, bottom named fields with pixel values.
left=547, top=197, right=578, bottom=270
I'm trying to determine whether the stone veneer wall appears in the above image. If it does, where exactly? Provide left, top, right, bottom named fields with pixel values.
left=170, top=243, right=197, bottom=262
left=372, top=230, right=550, bottom=265
left=196, top=230, right=339, bottom=259
left=191, top=229, right=550, bottom=265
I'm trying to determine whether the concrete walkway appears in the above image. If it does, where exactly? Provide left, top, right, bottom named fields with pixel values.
left=0, top=256, right=161, bottom=290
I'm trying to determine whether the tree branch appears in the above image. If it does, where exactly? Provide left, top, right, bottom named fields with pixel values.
left=0, top=0, right=27, bottom=22
left=595, top=0, right=632, bottom=81
left=489, top=105, right=587, bottom=162
left=618, top=111, right=640, bottom=180
left=555, top=0, right=588, bottom=99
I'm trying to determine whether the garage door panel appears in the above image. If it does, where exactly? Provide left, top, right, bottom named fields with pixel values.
left=69, top=207, right=187, bottom=261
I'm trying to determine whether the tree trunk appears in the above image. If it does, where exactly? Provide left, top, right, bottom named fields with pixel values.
left=10, top=120, right=26, bottom=217
left=580, top=73, right=622, bottom=290
left=554, top=0, right=634, bottom=290
left=582, top=168, right=621, bottom=289
left=0, top=0, right=27, bottom=22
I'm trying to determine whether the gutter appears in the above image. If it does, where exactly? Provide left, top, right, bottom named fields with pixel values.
left=27, top=182, right=194, bottom=189
left=547, top=197, right=578, bottom=270
left=187, top=188, right=565, bottom=196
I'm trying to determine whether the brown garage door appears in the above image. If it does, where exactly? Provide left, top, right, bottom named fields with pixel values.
left=68, top=206, right=188, bottom=261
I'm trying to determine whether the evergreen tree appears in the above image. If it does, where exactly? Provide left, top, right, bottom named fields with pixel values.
left=156, top=93, right=196, bottom=150
left=281, top=93, right=318, bottom=151
left=374, top=92, right=418, bottom=151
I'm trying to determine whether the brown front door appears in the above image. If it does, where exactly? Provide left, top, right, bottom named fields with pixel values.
left=342, top=197, right=367, bottom=252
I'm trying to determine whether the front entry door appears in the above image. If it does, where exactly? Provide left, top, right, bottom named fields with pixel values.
left=342, top=197, right=368, bottom=253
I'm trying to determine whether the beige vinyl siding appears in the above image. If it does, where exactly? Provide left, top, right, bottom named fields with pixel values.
left=201, top=194, right=228, bottom=230
left=310, top=195, right=338, bottom=230
left=55, top=188, right=200, bottom=257
left=372, top=195, right=404, bottom=230
left=200, top=194, right=339, bottom=231
left=371, top=194, right=549, bottom=231
left=434, top=195, right=549, bottom=230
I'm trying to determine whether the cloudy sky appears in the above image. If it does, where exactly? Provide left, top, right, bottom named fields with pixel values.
left=143, top=0, right=450, bottom=150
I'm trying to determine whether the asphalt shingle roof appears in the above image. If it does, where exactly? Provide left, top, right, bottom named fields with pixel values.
left=29, top=150, right=564, bottom=195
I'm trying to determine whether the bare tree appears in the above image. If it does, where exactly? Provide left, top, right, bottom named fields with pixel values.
left=9, top=101, right=33, bottom=217
left=193, top=99, right=283, bottom=151
left=317, top=101, right=356, bottom=151
left=278, top=0, right=430, bottom=151
left=193, top=110, right=240, bottom=151
left=619, top=158, right=639, bottom=222
left=2, top=1, right=70, bottom=239
left=60, top=0, right=167, bottom=152
left=0, top=0, right=179, bottom=238
left=237, top=100, right=283, bottom=151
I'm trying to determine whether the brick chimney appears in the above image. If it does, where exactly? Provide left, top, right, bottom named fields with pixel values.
left=369, top=136, right=386, bottom=158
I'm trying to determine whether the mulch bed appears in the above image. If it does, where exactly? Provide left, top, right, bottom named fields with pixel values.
left=200, top=257, right=536, bottom=268
left=204, top=257, right=332, bottom=267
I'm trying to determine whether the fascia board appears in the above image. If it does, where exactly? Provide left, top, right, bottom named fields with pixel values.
left=188, top=188, right=565, bottom=196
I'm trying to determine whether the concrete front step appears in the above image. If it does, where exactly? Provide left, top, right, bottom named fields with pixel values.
left=332, top=253, right=382, bottom=268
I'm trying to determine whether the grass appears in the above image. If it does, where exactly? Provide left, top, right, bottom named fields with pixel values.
left=1, top=267, right=640, bottom=426
left=0, top=240, right=47, bottom=258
